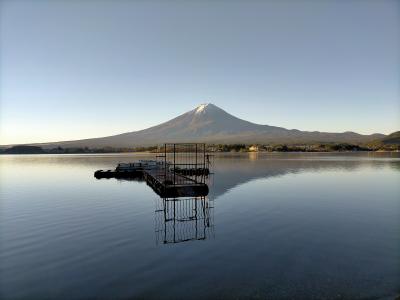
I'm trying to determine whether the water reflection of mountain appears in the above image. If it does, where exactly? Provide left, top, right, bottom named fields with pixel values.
left=154, top=197, right=214, bottom=244
left=209, top=154, right=399, bottom=199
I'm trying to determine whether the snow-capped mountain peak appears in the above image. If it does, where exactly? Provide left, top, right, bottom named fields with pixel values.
left=195, top=103, right=211, bottom=114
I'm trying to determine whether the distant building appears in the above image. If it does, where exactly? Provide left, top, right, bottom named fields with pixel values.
left=249, top=145, right=259, bottom=152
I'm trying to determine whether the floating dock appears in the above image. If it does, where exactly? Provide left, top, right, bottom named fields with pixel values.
left=94, top=169, right=142, bottom=179
left=143, top=167, right=208, bottom=198
left=94, top=143, right=211, bottom=198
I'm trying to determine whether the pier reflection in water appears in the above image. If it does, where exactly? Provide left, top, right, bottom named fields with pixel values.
left=155, top=196, right=214, bottom=245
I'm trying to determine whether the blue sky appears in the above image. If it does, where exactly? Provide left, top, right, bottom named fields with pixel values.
left=0, top=0, right=399, bottom=144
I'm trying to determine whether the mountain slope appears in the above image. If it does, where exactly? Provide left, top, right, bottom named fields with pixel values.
left=13, top=103, right=387, bottom=148
left=368, top=131, right=400, bottom=147
left=380, top=131, right=400, bottom=145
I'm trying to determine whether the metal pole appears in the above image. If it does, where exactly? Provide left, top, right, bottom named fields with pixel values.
left=173, top=144, right=176, bottom=185
left=203, top=144, right=206, bottom=183
left=195, top=144, right=198, bottom=182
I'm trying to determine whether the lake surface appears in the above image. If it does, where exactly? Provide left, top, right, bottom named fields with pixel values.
left=1, top=153, right=399, bottom=300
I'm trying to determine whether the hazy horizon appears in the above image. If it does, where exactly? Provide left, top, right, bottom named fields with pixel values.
left=1, top=0, right=399, bottom=144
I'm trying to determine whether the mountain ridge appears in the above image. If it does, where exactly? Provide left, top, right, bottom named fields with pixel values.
left=2, top=103, right=388, bottom=148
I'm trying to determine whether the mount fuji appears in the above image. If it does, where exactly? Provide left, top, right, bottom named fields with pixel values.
left=24, top=103, right=385, bottom=148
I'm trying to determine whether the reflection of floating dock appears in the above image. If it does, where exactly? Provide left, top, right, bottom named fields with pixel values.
left=94, top=143, right=211, bottom=198
left=155, top=196, right=214, bottom=244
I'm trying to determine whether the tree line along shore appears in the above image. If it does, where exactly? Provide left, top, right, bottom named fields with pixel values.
left=1, top=142, right=399, bottom=155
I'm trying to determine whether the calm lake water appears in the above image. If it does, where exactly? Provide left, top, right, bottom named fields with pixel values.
left=1, top=153, right=399, bottom=300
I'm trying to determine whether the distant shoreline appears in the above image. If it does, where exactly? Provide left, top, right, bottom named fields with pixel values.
left=1, top=143, right=399, bottom=155
left=1, top=150, right=399, bottom=155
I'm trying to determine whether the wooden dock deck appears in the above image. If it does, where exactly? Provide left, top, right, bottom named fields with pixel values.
left=143, top=168, right=208, bottom=197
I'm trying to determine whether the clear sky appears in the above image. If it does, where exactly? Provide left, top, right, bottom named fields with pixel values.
left=0, top=0, right=399, bottom=144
